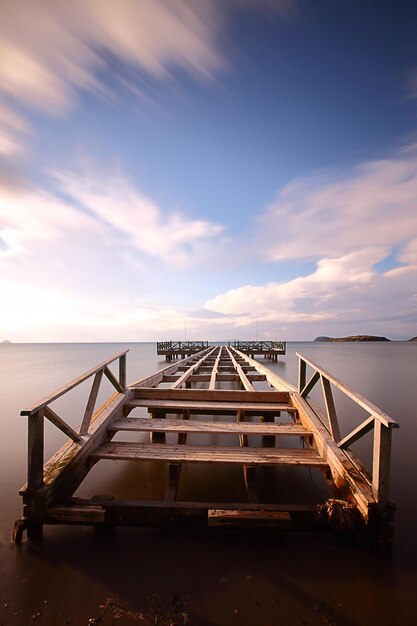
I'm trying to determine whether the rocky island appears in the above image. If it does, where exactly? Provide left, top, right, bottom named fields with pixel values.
left=314, top=335, right=390, bottom=342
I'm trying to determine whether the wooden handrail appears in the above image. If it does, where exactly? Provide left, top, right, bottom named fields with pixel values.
left=296, top=353, right=398, bottom=428
left=22, top=351, right=129, bottom=502
left=296, top=352, right=398, bottom=507
left=21, top=350, right=129, bottom=416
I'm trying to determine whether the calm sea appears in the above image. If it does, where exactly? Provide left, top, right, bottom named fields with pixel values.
left=0, top=341, right=416, bottom=625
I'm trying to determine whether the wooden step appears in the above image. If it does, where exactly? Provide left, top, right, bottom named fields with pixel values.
left=131, top=389, right=291, bottom=403
left=90, top=442, right=328, bottom=467
left=127, top=399, right=295, bottom=414
left=109, top=417, right=311, bottom=436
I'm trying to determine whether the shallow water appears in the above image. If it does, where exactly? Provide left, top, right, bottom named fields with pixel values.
left=0, top=341, right=416, bottom=625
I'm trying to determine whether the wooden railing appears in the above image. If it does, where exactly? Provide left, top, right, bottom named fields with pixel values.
left=230, top=341, right=286, bottom=352
left=297, top=353, right=399, bottom=508
left=157, top=341, right=209, bottom=353
left=21, top=350, right=128, bottom=494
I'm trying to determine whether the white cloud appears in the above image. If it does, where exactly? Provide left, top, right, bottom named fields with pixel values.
left=259, top=151, right=417, bottom=262
left=56, top=167, right=223, bottom=268
left=204, top=248, right=417, bottom=339
left=204, top=149, right=417, bottom=339
left=206, top=248, right=386, bottom=316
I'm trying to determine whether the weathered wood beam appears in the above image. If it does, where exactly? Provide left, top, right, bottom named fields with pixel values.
left=44, top=406, right=82, bottom=443
left=209, top=348, right=222, bottom=390
left=79, top=369, right=103, bottom=436
left=337, top=416, right=375, bottom=450
left=231, top=348, right=296, bottom=392
left=170, top=347, right=217, bottom=389
left=372, top=420, right=392, bottom=509
left=226, top=347, right=254, bottom=391
left=104, top=365, right=124, bottom=393
left=300, top=370, right=320, bottom=398
left=320, top=375, right=341, bottom=442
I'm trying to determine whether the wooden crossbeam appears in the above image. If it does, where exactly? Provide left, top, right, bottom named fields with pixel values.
left=44, top=406, right=82, bottom=443
left=80, top=369, right=103, bottom=436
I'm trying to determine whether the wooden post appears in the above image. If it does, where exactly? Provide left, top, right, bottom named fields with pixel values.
left=298, top=358, right=306, bottom=393
left=27, top=409, right=45, bottom=542
left=119, top=353, right=126, bottom=390
left=372, top=420, right=392, bottom=509
left=28, top=410, right=44, bottom=493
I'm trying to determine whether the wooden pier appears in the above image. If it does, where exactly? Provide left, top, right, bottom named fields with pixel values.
left=229, top=340, right=286, bottom=360
left=14, top=346, right=398, bottom=549
left=157, top=341, right=209, bottom=361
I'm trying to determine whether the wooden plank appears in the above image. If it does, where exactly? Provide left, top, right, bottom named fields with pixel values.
left=170, top=347, right=217, bottom=389
left=131, top=388, right=290, bottom=403
left=127, top=399, right=296, bottom=413
left=21, top=350, right=129, bottom=416
left=226, top=347, right=254, bottom=391
left=320, top=375, right=341, bottom=442
left=90, top=442, right=329, bottom=467
left=44, top=406, right=82, bottom=443
left=290, top=393, right=376, bottom=518
left=71, top=498, right=317, bottom=512
left=79, top=369, right=103, bottom=436
left=296, top=353, right=399, bottom=428
left=208, top=509, right=291, bottom=527
left=209, top=348, right=222, bottom=390
left=231, top=348, right=296, bottom=392
left=109, top=418, right=310, bottom=435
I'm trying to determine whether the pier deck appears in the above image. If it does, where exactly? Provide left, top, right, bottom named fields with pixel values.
left=229, top=340, right=286, bottom=360
left=15, top=346, right=398, bottom=549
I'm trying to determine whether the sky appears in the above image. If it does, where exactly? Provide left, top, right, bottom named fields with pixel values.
left=1, top=0, right=417, bottom=342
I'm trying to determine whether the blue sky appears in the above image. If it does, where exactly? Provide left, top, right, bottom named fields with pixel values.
left=1, top=0, right=417, bottom=341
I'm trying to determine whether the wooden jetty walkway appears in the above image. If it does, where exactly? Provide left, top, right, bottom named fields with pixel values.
left=228, top=340, right=286, bottom=360
left=14, top=346, right=398, bottom=549
left=157, top=341, right=209, bottom=361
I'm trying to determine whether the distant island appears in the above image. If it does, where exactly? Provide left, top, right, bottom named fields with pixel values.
left=1, top=340, right=12, bottom=343
left=314, top=335, right=390, bottom=342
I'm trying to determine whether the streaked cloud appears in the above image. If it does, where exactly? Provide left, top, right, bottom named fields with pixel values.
left=56, top=167, right=223, bottom=268
left=259, top=150, right=417, bottom=262
left=0, top=0, right=295, bottom=154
